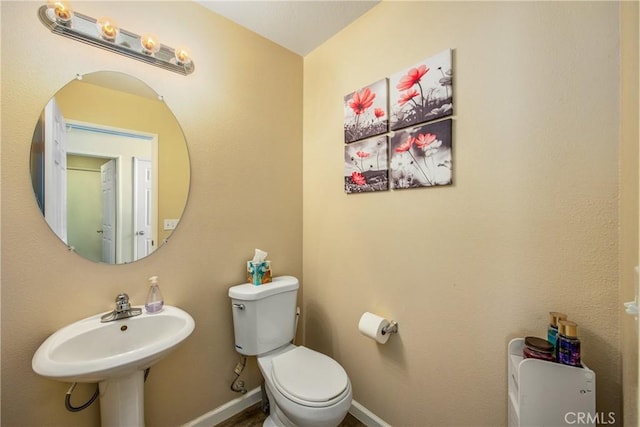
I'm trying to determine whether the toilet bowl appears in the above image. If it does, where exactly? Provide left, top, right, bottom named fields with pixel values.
left=258, top=344, right=352, bottom=427
left=229, top=276, right=352, bottom=427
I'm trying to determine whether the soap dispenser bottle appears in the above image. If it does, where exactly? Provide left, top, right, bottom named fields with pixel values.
left=145, top=276, right=164, bottom=313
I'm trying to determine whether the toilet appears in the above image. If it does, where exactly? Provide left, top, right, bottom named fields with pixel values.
left=229, top=276, right=352, bottom=427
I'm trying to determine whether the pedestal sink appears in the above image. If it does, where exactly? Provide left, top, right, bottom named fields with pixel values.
left=32, top=305, right=195, bottom=426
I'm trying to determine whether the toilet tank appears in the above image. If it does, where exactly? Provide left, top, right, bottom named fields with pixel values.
left=229, top=276, right=299, bottom=356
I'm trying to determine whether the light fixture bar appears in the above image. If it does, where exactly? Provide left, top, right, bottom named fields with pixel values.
left=37, top=5, right=194, bottom=76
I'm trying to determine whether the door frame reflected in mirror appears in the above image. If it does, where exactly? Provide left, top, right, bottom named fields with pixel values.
left=65, top=120, right=158, bottom=263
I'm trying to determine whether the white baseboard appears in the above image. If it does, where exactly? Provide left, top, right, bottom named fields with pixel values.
left=182, top=387, right=390, bottom=427
left=182, top=387, right=261, bottom=427
left=349, top=400, right=391, bottom=427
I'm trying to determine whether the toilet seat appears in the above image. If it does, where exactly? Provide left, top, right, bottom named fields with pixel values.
left=271, top=346, right=349, bottom=408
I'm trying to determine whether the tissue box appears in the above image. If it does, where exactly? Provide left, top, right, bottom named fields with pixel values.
left=247, top=261, right=272, bottom=285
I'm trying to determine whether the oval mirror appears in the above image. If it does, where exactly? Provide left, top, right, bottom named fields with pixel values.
left=30, top=71, right=190, bottom=264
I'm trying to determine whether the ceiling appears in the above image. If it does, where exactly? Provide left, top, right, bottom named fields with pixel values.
left=195, top=1, right=380, bottom=56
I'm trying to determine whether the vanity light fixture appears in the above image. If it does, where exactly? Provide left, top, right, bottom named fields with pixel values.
left=38, top=2, right=194, bottom=76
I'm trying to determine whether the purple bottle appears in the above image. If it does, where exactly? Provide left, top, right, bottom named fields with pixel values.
left=557, top=320, right=581, bottom=367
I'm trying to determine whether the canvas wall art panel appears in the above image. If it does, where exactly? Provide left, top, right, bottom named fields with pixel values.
left=389, top=49, right=453, bottom=131
left=344, top=78, right=388, bottom=143
left=390, top=119, right=452, bottom=189
left=344, top=135, right=389, bottom=194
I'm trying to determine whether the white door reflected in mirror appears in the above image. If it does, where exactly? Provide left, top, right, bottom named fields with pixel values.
left=133, top=157, right=153, bottom=261
left=100, top=159, right=117, bottom=263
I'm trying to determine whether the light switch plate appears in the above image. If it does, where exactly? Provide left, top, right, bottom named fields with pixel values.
left=163, top=219, right=179, bottom=230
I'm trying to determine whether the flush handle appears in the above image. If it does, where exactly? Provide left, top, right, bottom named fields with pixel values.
left=233, top=303, right=245, bottom=310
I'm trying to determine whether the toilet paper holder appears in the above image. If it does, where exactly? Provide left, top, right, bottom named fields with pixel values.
left=358, top=312, right=398, bottom=344
left=382, top=320, right=398, bottom=336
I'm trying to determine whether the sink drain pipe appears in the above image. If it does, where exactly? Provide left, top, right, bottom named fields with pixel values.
left=64, top=368, right=151, bottom=412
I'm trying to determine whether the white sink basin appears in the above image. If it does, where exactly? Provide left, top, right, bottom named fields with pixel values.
left=32, top=305, right=195, bottom=383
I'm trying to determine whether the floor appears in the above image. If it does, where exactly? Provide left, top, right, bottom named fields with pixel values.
left=215, top=403, right=366, bottom=427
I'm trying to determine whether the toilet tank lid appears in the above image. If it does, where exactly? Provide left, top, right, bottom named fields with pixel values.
left=228, top=276, right=299, bottom=300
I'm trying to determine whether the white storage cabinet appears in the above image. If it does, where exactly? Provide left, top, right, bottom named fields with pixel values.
left=508, top=338, right=596, bottom=426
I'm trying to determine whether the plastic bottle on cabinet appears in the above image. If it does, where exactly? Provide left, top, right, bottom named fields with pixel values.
left=547, top=311, right=567, bottom=348
left=145, top=276, right=164, bottom=313
left=557, top=320, right=581, bottom=367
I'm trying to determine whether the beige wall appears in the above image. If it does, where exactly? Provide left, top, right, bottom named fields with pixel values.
left=303, top=2, right=626, bottom=425
left=1, top=1, right=301, bottom=426
left=620, top=1, right=640, bottom=424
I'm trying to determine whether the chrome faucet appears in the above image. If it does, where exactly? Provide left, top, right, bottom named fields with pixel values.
left=100, top=293, right=143, bottom=322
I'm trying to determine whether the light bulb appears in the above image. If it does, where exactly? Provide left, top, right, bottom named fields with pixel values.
left=46, top=0, right=73, bottom=23
left=96, top=16, right=118, bottom=41
left=141, top=33, right=160, bottom=54
left=174, top=46, right=192, bottom=66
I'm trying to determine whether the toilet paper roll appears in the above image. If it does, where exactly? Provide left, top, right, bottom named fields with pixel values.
left=358, top=312, right=391, bottom=344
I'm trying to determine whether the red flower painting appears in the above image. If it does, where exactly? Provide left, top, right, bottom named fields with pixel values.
left=390, top=49, right=453, bottom=131
left=344, top=136, right=389, bottom=194
left=389, top=119, right=453, bottom=189
left=344, top=79, right=388, bottom=143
